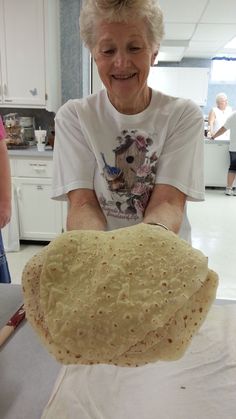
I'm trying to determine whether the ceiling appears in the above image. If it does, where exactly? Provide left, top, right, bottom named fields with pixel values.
left=157, top=0, right=236, bottom=61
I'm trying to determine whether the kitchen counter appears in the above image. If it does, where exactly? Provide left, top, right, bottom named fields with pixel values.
left=7, top=141, right=229, bottom=154
left=204, top=138, right=229, bottom=145
left=7, top=145, right=53, bottom=157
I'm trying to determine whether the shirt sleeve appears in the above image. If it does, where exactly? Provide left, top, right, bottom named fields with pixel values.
left=155, top=99, right=205, bottom=201
left=224, top=112, right=236, bottom=129
left=52, top=100, right=96, bottom=201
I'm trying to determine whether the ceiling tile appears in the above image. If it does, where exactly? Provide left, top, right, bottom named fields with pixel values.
left=164, top=23, right=196, bottom=40
left=157, top=0, right=236, bottom=59
left=201, top=0, right=236, bottom=23
left=192, top=24, right=236, bottom=41
left=158, top=0, right=208, bottom=23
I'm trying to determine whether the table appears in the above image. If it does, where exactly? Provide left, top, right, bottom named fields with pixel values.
left=1, top=285, right=236, bottom=419
left=0, top=284, right=60, bottom=419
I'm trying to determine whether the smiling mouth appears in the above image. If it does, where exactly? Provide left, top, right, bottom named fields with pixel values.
left=112, top=73, right=136, bottom=80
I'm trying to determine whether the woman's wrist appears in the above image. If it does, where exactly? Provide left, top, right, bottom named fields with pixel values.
left=146, top=222, right=169, bottom=231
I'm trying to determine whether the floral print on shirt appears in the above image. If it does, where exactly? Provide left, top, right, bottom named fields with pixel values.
left=99, top=129, right=158, bottom=219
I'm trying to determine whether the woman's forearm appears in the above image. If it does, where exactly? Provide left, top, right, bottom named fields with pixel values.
left=143, top=201, right=184, bottom=233
left=143, top=184, right=186, bottom=234
left=211, top=126, right=227, bottom=139
left=67, top=201, right=107, bottom=231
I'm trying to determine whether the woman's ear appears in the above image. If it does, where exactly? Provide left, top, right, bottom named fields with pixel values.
left=151, top=50, right=158, bottom=66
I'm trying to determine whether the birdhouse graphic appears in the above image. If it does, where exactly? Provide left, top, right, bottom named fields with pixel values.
left=100, top=129, right=158, bottom=217
left=113, top=129, right=153, bottom=190
left=114, top=141, right=145, bottom=189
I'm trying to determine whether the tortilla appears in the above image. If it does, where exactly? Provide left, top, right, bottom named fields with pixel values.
left=22, top=223, right=218, bottom=367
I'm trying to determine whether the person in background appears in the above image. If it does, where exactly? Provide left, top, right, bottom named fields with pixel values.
left=0, top=115, right=12, bottom=283
left=207, top=92, right=232, bottom=140
left=52, top=0, right=204, bottom=245
left=211, top=111, right=236, bottom=196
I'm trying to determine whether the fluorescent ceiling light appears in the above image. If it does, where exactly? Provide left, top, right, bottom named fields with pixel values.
left=224, top=37, right=236, bottom=49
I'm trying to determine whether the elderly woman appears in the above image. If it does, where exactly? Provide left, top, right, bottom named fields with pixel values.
left=207, top=92, right=232, bottom=140
left=52, top=0, right=204, bottom=244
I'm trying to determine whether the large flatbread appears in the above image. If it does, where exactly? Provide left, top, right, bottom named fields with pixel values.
left=22, top=223, right=218, bottom=367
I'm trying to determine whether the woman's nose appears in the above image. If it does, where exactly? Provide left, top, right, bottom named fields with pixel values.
left=113, top=51, right=130, bottom=68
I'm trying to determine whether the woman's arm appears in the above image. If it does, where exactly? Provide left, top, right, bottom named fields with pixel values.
left=207, top=109, right=216, bottom=137
left=67, top=189, right=107, bottom=231
left=143, top=184, right=186, bottom=233
left=211, top=126, right=227, bottom=140
left=0, top=140, right=11, bottom=228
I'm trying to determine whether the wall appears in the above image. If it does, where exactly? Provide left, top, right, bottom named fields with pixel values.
left=158, top=58, right=236, bottom=114
left=60, top=0, right=90, bottom=103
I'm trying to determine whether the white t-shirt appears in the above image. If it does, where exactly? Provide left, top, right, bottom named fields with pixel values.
left=52, top=89, right=204, bottom=242
left=212, top=106, right=232, bottom=140
left=224, top=111, right=236, bottom=151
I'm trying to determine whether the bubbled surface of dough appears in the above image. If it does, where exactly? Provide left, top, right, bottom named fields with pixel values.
left=22, top=223, right=218, bottom=367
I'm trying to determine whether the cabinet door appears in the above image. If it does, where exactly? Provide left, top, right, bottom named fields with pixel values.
left=14, top=177, right=62, bottom=240
left=204, top=142, right=230, bottom=187
left=0, top=0, right=46, bottom=106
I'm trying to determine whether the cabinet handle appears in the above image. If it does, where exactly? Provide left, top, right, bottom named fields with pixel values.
left=36, top=185, right=43, bottom=190
left=34, top=168, right=46, bottom=173
left=29, top=88, right=38, bottom=96
left=29, top=163, right=47, bottom=168
left=16, top=186, right=22, bottom=200
left=3, top=84, right=12, bottom=102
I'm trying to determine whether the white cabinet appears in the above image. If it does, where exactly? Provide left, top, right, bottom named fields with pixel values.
left=0, top=0, right=61, bottom=111
left=9, top=153, right=64, bottom=242
left=14, top=177, right=62, bottom=240
left=204, top=141, right=230, bottom=187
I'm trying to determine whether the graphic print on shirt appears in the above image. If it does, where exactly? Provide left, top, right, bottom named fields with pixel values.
left=99, top=129, right=158, bottom=220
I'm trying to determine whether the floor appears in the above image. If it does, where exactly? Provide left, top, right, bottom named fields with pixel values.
left=6, top=188, right=236, bottom=300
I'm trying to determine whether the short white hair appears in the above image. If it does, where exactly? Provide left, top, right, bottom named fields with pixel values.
left=79, top=0, right=164, bottom=50
left=216, top=92, right=228, bottom=103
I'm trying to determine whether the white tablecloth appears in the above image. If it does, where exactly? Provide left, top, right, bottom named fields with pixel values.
left=0, top=285, right=60, bottom=419
left=42, top=303, right=236, bottom=419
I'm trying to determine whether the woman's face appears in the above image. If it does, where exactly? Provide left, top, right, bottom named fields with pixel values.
left=217, top=98, right=228, bottom=110
left=92, top=19, right=157, bottom=114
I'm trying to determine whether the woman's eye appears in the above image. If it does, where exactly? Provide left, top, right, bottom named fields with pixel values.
left=130, top=46, right=141, bottom=52
left=102, top=49, right=115, bottom=55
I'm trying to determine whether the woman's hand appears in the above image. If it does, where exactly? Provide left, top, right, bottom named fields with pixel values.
left=0, top=201, right=11, bottom=229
